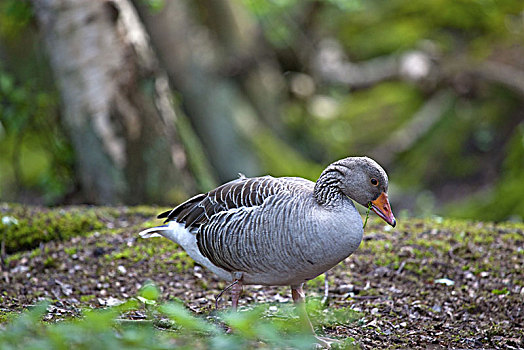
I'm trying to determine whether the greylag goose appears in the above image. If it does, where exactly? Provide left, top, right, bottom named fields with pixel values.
left=139, top=156, right=396, bottom=345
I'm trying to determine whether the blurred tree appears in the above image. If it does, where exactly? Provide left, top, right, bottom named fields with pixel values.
left=130, top=0, right=322, bottom=183
left=131, top=0, right=265, bottom=181
left=30, top=0, right=213, bottom=204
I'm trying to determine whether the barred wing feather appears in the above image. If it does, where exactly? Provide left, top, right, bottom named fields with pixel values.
left=158, top=176, right=285, bottom=230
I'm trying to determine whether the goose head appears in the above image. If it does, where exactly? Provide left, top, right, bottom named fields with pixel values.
left=316, top=156, right=396, bottom=227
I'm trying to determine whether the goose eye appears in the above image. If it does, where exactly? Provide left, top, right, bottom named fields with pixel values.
left=370, top=178, right=379, bottom=186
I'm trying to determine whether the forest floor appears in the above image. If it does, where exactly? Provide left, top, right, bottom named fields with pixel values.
left=1, top=203, right=523, bottom=349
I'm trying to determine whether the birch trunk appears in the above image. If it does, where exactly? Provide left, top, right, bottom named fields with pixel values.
left=131, top=0, right=261, bottom=181
left=32, top=0, right=202, bottom=204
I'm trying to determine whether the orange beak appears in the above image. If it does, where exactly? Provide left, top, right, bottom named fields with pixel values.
left=370, top=192, right=396, bottom=227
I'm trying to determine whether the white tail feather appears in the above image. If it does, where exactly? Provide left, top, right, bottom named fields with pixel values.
left=137, top=221, right=231, bottom=281
left=139, top=225, right=170, bottom=238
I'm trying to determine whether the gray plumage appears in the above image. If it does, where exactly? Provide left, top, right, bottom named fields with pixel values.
left=139, top=156, right=395, bottom=288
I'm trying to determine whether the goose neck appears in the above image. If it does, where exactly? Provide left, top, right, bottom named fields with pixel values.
left=313, top=169, right=345, bottom=207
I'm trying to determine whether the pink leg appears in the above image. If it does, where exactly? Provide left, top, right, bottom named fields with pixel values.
left=231, top=279, right=243, bottom=311
left=215, top=273, right=243, bottom=310
left=292, top=284, right=338, bottom=348
left=291, top=284, right=315, bottom=334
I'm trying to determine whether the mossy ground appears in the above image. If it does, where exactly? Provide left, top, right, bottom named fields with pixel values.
left=1, top=203, right=523, bottom=349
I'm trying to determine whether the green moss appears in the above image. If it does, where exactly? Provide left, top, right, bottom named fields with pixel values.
left=361, top=288, right=381, bottom=297
left=105, top=239, right=194, bottom=272
left=306, top=274, right=325, bottom=289
left=121, top=205, right=170, bottom=218
left=491, top=288, right=509, bottom=295
left=108, top=247, right=133, bottom=261
left=64, top=246, right=77, bottom=256
left=43, top=256, right=56, bottom=268
left=29, top=248, right=41, bottom=258
left=0, top=204, right=172, bottom=255
left=0, top=309, right=18, bottom=324
left=359, top=218, right=524, bottom=282
left=0, top=203, right=109, bottom=253
left=308, top=301, right=363, bottom=329
left=402, top=262, right=429, bottom=276
left=80, top=295, right=96, bottom=303
left=361, top=235, right=400, bottom=267
left=4, top=252, right=22, bottom=264
left=165, top=251, right=194, bottom=272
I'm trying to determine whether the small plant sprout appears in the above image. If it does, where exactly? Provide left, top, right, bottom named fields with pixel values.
left=363, top=202, right=372, bottom=228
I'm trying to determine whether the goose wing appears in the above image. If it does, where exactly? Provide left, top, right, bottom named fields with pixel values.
left=158, top=175, right=285, bottom=230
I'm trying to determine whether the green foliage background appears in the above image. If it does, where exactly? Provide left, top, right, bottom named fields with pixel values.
left=0, top=0, right=74, bottom=203
left=1, top=0, right=523, bottom=221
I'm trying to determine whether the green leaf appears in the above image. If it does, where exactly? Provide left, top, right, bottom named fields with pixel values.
left=159, top=303, right=220, bottom=334
left=138, top=282, right=160, bottom=301
left=491, top=288, right=509, bottom=295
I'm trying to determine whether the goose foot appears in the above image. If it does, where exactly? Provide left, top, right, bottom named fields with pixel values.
left=314, top=335, right=340, bottom=349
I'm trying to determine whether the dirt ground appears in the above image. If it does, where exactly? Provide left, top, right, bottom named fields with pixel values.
left=1, top=205, right=523, bottom=349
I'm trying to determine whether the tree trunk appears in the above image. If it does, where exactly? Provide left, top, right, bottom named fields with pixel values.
left=32, top=0, right=206, bottom=204
left=197, top=0, right=286, bottom=135
left=131, top=0, right=262, bottom=181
